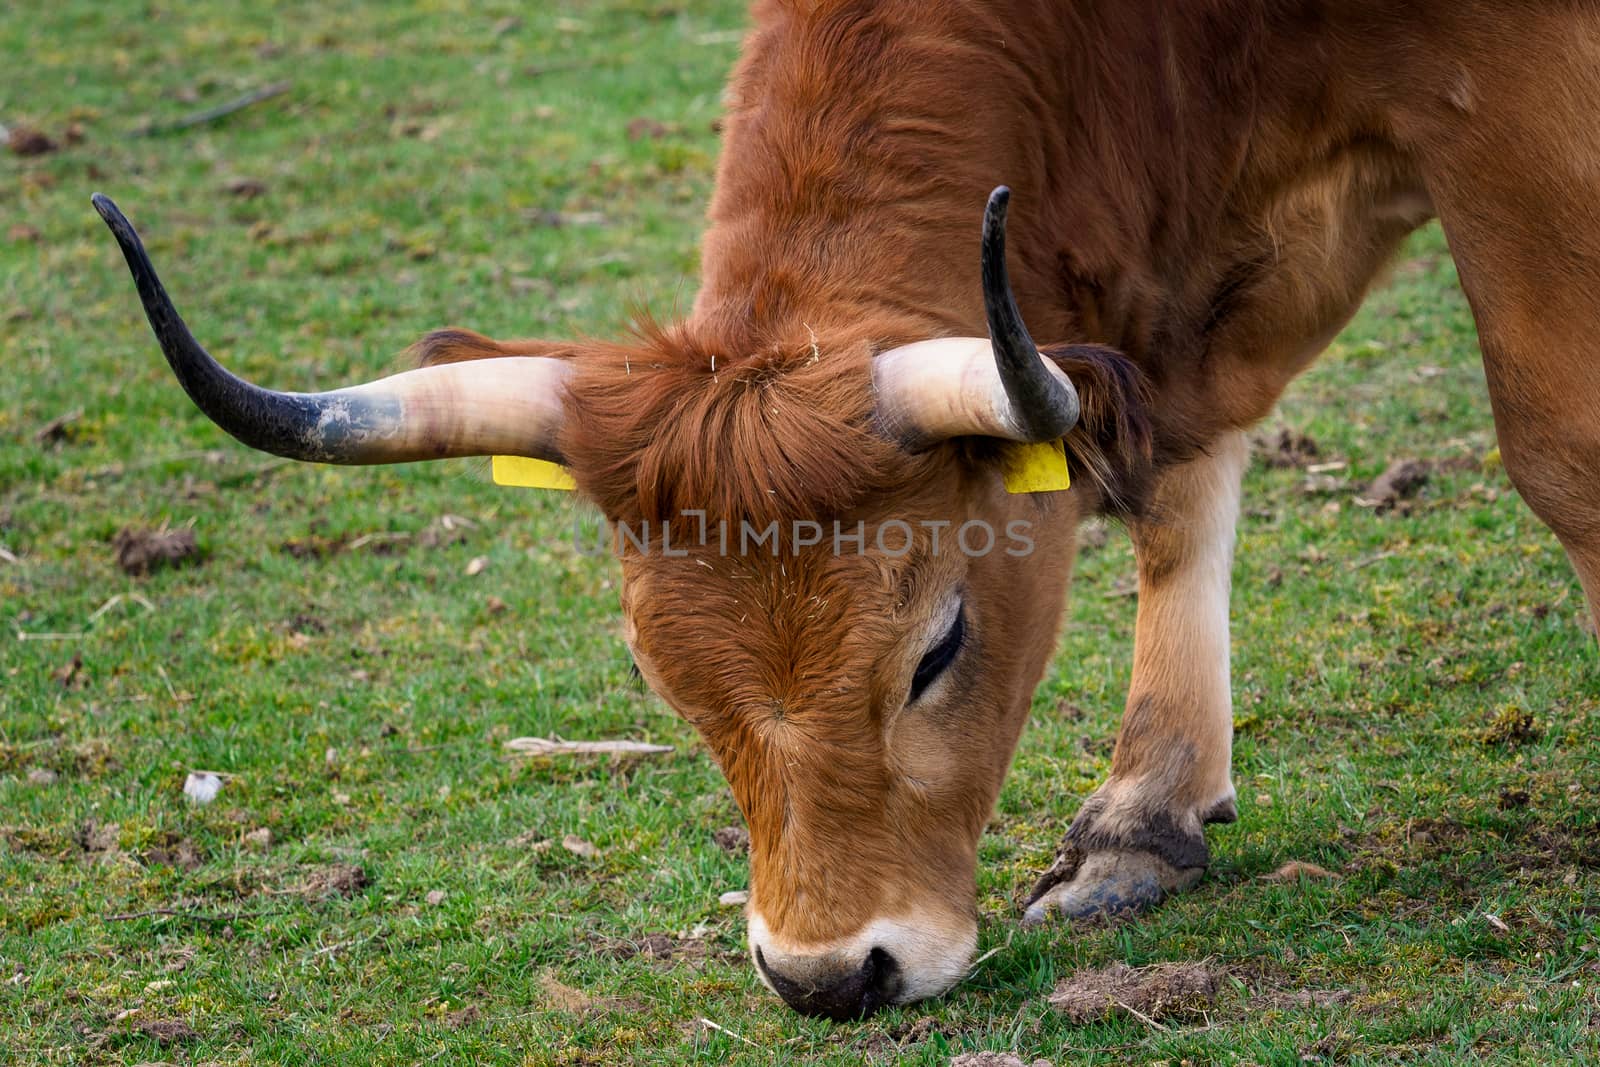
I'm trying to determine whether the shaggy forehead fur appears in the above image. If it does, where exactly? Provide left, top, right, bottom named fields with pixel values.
left=559, top=320, right=961, bottom=530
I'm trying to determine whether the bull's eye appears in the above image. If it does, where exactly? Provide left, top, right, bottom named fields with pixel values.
left=909, top=607, right=966, bottom=704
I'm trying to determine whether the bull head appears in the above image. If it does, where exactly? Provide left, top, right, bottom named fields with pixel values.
left=94, top=187, right=1123, bottom=1019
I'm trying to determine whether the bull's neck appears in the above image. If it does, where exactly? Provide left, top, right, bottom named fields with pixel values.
left=684, top=1, right=1336, bottom=364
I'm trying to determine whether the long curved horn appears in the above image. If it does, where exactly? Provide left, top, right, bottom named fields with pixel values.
left=92, top=194, right=571, bottom=465
left=872, top=186, right=1081, bottom=449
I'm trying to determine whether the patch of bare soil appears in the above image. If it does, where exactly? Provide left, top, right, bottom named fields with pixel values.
left=540, top=973, right=596, bottom=1013
left=444, top=1003, right=481, bottom=1029
left=132, top=1017, right=197, bottom=1043
left=1345, top=813, right=1600, bottom=877
left=113, top=526, right=200, bottom=576
left=222, top=176, right=268, bottom=199
left=294, top=863, right=369, bottom=899
left=7, top=122, right=58, bottom=156
left=587, top=929, right=741, bottom=967
left=142, top=834, right=203, bottom=872
left=1258, top=428, right=1321, bottom=469
left=78, top=818, right=120, bottom=855
left=1049, top=961, right=1224, bottom=1025
left=279, top=534, right=347, bottom=560
left=1355, top=459, right=1431, bottom=513
left=712, top=825, right=749, bottom=854
left=852, top=1016, right=943, bottom=1062
left=948, top=1055, right=1053, bottom=1067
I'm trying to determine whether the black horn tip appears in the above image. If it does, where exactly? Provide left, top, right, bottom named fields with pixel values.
left=983, top=187, right=1011, bottom=246
left=979, top=185, right=1081, bottom=441
left=91, top=192, right=126, bottom=231
left=90, top=193, right=146, bottom=263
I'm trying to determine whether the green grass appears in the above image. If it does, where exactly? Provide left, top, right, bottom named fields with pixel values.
left=3, top=2, right=1598, bottom=1064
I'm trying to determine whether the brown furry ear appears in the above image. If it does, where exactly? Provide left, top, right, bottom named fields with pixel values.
left=1044, top=343, right=1154, bottom=513
left=408, top=328, right=577, bottom=367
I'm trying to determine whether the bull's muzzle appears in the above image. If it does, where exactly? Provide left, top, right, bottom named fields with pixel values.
left=755, top=945, right=900, bottom=1021
left=746, top=908, right=977, bottom=1017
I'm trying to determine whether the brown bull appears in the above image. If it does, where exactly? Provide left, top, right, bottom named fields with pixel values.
left=95, top=0, right=1600, bottom=1020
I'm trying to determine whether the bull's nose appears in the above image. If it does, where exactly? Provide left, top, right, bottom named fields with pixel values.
left=755, top=945, right=899, bottom=1020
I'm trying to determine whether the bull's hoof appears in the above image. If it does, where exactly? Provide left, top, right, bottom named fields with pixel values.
left=1021, top=847, right=1203, bottom=926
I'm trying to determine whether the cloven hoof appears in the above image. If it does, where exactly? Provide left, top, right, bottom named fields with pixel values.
left=1021, top=848, right=1204, bottom=925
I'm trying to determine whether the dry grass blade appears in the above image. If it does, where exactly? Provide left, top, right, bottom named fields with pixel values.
left=504, top=737, right=673, bottom=757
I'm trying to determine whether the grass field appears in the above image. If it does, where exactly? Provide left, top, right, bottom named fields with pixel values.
left=4, top=2, right=1599, bottom=1064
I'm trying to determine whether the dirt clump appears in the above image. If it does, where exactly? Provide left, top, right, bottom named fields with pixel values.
left=133, top=1017, right=198, bottom=1043
left=589, top=930, right=725, bottom=965
left=1260, top=428, right=1321, bottom=469
left=143, top=835, right=203, bottom=871
left=298, top=863, right=369, bottom=899
left=540, top=973, right=595, bottom=1012
left=51, top=654, right=84, bottom=689
left=34, top=409, right=82, bottom=447
left=444, top=1003, right=482, bottom=1028
left=1049, top=961, right=1223, bottom=1024
left=1481, top=705, right=1541, bottom=747
left=78, top=819, right=120, bottom=854
left=7, top=123, right=57, bottom=156
left=712, top=825, right=749, bottom=853
left=1498, top=787, right=1532, bottom=810
left=1355, top=459, right=1431, bottom=512
left=113, top=526, right=200, bottom=575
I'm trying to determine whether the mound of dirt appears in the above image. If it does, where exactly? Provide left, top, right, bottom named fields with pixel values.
left=1049, top=961, right=1223, bottom=1024
left=113, top=526, right=200, bottom=575
left=949, top=1054, right=1053, bottom=1067
left=298, top=863, right=369, bottom=899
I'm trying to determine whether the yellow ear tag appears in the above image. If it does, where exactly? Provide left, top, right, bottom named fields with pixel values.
left=1003, top=440, right=1071, bottom=494
left=492, top=455, right=577, bottom=491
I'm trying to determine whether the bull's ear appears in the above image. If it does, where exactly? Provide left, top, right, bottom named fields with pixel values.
left=409, top=328, right=581, bottom=368
left=94, top=194, right=574, bottom=466
left=871, top=187, right=1080, bottom=451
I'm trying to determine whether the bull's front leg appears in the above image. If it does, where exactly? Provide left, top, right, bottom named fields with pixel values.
left=1026, top=430, right=1248, bottom=923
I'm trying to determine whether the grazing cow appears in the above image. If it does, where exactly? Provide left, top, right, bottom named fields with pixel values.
left=95, top=0, right=1600, bottom=1020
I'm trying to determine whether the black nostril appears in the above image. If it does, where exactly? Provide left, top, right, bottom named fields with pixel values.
left=760, top=945, right=900, bottom=1021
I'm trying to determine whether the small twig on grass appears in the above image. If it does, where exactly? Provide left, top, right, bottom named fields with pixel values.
left=346, top=531, right=412, bottom=551
left=696, top=1017, right=758, bottom=1048
left=1111, top=996, right=1170, bottom=1033
left=134, top=81, right=292, bottom=137
left=1348, top=551, right=1399, bottom=570
left=505, top=736, right=673, bottom=757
